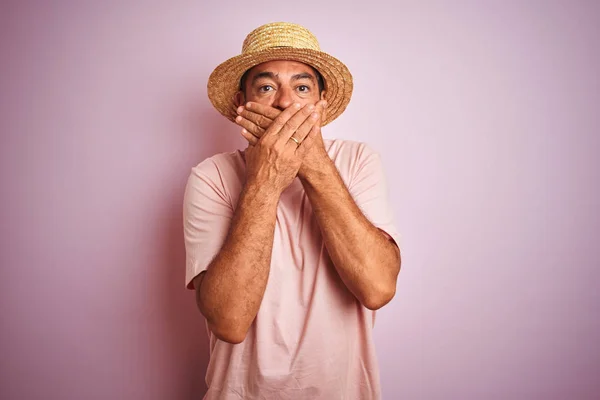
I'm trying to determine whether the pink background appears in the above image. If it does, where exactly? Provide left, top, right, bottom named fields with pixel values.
left=1, top=1, right=599, bottom=399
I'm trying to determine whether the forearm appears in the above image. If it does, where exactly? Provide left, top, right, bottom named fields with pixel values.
left=300, top=159, right=400, bottom=310
left=196, top=182, right=279, bottom=343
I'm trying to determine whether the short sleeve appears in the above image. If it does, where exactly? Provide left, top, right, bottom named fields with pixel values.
left=348, top=143, right=401, bottom=248
left=183, top=159, right=234, bottom=289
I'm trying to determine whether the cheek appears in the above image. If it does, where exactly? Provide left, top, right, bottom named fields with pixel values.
left=245, top=93, right=275, bottom=106
left=293, top=91, right=321, bottom=105
left=303, top=90, right=321, bottom=103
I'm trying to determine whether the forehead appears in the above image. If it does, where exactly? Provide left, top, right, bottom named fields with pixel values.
left=246, top=60, right=316, bottom=78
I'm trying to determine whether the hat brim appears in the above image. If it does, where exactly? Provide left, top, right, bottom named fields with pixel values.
left=207, top=47, right=353, bottom=126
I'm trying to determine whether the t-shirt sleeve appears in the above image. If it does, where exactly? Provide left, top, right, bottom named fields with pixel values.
left=348, top=143, right=401, bottom=249
left=183, top=159, right=233, bottom=289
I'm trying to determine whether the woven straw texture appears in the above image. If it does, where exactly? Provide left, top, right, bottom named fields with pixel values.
left=207, top=22, right=353, bottom=126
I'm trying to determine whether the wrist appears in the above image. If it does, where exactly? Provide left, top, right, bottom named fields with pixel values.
left=298, top=152, right=335, bottom=185
left=243, top=180, right=281, bottom=206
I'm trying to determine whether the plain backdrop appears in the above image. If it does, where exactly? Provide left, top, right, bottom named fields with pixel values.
left=1, top=1, right=599, bottom=399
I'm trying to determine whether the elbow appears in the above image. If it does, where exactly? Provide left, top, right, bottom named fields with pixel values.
left=195, top=276, right=250, bottom=344
left=362, top=285, right=396, bottom=310
left=204, top=314, right=250, bottom=344
left=209, top=323, right=248, bottom=344
left=196, top=305, right=249, bottom=345
left=361, top=256, right=400, bottom=310
left=201, top=311, right=251, bottom=344
left=203, top=312, right=251, bottom=344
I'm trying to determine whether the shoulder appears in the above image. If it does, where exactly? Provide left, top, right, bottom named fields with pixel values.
left=191, top=150, right=244, bottom=178
left=185, top=150, right=245, bottom=205
left=325, top=139, right=380, bottom=162
left=325, top=139, right=382, bottom=180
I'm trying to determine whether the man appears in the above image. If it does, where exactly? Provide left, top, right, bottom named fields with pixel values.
left=184, top=22, right=401, bottom=399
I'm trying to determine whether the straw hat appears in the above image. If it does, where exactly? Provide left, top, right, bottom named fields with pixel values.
left=207, top=22, right=353, bottom=126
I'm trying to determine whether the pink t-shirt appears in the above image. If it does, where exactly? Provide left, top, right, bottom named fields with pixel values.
left=183, top=139, right=400, bottom=400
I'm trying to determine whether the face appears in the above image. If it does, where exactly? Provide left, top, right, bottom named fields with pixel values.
left=237, top=60, right=324, bottom=110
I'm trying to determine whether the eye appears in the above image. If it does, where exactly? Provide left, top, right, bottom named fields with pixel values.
left=258, top=85, right=274, bottom=93
left=297, top=85, right=310, bottom=93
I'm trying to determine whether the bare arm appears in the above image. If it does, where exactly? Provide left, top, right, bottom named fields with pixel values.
left=193, top=103, right=321, bottom=343
left=193, top=182, right=278, bottom=344
left=236, top=102, right=401, bottom=310
left=299, top=155, right=401, bottom=310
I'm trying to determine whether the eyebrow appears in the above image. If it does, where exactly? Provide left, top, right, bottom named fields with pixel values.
left=291, top=72, right=316, bottom=83
left=251, top=71, right=277, bottom=85
left=250, top=71, right=316, bottom=86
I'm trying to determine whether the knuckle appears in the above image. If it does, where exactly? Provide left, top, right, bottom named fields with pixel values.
left=258, top=134, right=271, bottom=145
left=271, top=120, right=284, bottom=131
left=259, top=116, right=270, bottom=128
left=248, top=115, right=259, bottom=126
left=283, top=119, right=298, bottom=131
left=271, top=108, right=298, bottom=130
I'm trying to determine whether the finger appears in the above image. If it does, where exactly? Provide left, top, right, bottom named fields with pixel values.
left=315, top=100, right=327, bottom=114
left=237, top=106, right=273, bottom=130
left=241, top=128, right=258, bottom=146
left=275, top=103, right=316, bottom=146
left=315, top=100, right=328, bottom=123
left=245, top=102, right=280, bottom=120
left=287, top=111, right=319, bottom=149
left=235, top=115, right=265, bottom=138
left=295, top=123, right=320, bottom=157
left=264, top=103, right=303, bottom=138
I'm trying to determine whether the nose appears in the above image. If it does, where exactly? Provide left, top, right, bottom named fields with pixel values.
left=273, top=87, right=294, bottom=110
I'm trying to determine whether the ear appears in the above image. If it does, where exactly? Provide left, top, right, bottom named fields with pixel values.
left=234, top=91, right=245, bottom=107
left=320, top=89, right=327, bottom=101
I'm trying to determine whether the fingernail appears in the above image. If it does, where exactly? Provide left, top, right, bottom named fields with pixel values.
left=307, top=104, right=315, bottom=111
left=311, top=112, right=319, bottom=120
left=242, top=128, right=247, bottom=134
left=294, top=103, right=301, bottom=109
left=235, top=116, right=242, bottom=122
left=237, top=106, right=244, bottom=114
left=246, top=102, right=252, bottom=109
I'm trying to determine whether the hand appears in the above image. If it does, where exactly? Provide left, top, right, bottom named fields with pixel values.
left=236, top=100, right=330, bottom=179
left=235, top=100, right=327, bottom=144
left=237, top=103, right=321, bottom=194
